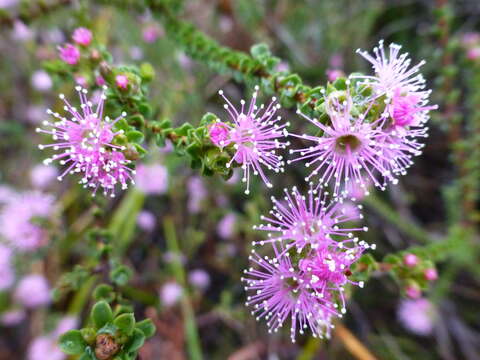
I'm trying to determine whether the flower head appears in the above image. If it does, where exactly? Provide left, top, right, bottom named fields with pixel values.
left=245, top=187, right=371, bottom=341
left=242, top=245, right=337, bottom=341
left=30, top=164, right=58, bottom=189
left=72, top=27, right=92, bottom=46
left=213, top=87, right=290, bottom=194
left=208, top=121, right=230, bottom=147
left=355, top=40, right=426, bottom=96
left=58, top=43, right=80, bottom=65
left=252, top=186, right=368, bottom=254
left=37, top=87, right=135, bottom=197
left=0, top=244, right=14, bottom=290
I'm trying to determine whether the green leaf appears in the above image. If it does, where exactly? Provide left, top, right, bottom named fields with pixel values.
left=135, top=319, right=156, bottom=338
left=126, top=130, right=144, bottom=143
left=125, top=328, right=145, bottom=352
left=91, top=301, right=113, bottom=329
left=80, top=328, right=97, bottom=345
left=93, top=284, right=115, bottom=302
left=58, top=330, right=87, bottom=355
left=114, top=313, right=135, bottom=335
left=109, top=265, right=133, bottom=287
left=250, top=43, right=270, bottom=59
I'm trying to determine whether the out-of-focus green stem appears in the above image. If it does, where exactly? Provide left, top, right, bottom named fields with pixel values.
left=109, top=188, right=145, bottom=255
left=297, top=337, right=322, bottom=360
left=67, top=275, right=97, bottom=315
left=363, top=195, right=432, bottom=244
left=164, top=216, right=203, bottom=360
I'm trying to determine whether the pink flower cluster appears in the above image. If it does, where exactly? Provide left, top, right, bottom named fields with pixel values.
left=209, top=86, right=290, bottom=194
left=37, top=87, right=135, bottom=197
left=243, top=186, right=373, bottom=341
left=58, top=27, right=92, bottom=65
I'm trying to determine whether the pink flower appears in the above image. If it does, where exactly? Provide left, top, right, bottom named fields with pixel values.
left=424, top=268, right=438, bottom=281
left=355, top=40, right=426, bottom=96
left=215, top=87, right=290, bottom=194
left=137, top=210, right=156, bottom=231
left=37, top=87, right=135, bottom=197
left=188, top=269, right=210, bottom=290
left=30, top=164, right=58, bottom=189
left=403, top=253, right=418, bottom=267
left=74, top=75, right=88, bottom=87
left=135, top=164, right=168, bottom=195
left=243, top=245, right=337, bottom=341
left=72, top=27, right=92, bottom=46
left=15, top=274, right=51, bottom=308
left=253, top=186, right=369, bottom=254
left=398, top=298, right=436, bottom=335
left=11, top=21, right=33, bottom=42
left=160, top=282, right=183, bottom=306
left=31, top=70, right=52, bottom=92
left=389, top=88, right=436, bottom=128
left=290, top=92, right=401, bottom=197
left=58, top=44, right=80, bottom=65
left=208, top=121, right=230, bottom=147
left=53, top=316, right=78, bottom=337
left=115, top=74, right=129, bottom=89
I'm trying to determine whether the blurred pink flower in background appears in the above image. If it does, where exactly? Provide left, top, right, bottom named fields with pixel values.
left=58, top=44, right=80, bottom=65
left=326, top=69, right=345, bottom=82
left=14, top=274, right=51, bottom=308
left=219, top=16, right=233, bottom=33
left=398, top=298, right=436, bottom=335
left=0, top=244, right=14, bottom=290
left=142, top=24, right=163, bottom=43
left=26, top=105, right=45, bottom=124
left=28, top=336, right=65, bottom=360
left=405, top=284, right=421, bottom=299
left=329, top=53, right=344, bottom=68
left=11, top=21, right=33, bottom=42
left=160, top=282, right=183, bottom=307
left=187, top=176, right=207, bottom=213
left=135, top=164, right=168, bottom=195
left=74, top=75, right=88, bottom=87
left=275, top=61, right=290, bottom=73
left=0, top=191, right=55, bottom=251
left=188, top=269, right=210, bottom=291
left=72, top=27, right=92, bottom=46
left=217, top=213, right=236, bottom=240
left=30, top=164, right=58, bottom=189
left=130, top=46, right=144, bottom=61
left=31, top=70, right=52, bottom=92
left=96, top=75, right=106, bottom=86
left=137, top=210, right=156, bottom=231
left=1, top=309, right=25, bottom=326
left=0, top=0, right=18, bottom=9
left=53, top=316, right=78, bottom=336
left=467, top=47, right=480, bottom=60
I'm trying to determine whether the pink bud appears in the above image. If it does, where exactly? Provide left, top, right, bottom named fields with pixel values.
left=208, top=121, right=230, bottom=147
left=96, top=75, right=105, bottom=86
left=115, top=74, right=128, bottom=89
left=58, top=43, right=80, bottom=65
left=326, top=69, right=345, bottom=82
left=405, top=284, right=421, bottom=299
left=424, top=268, right=438, bottom=281
left=72, top=27, right=92, bottom=46
left=403, top=254, right=418, bottom=268
left=75, top=75, right=88, bottom=87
